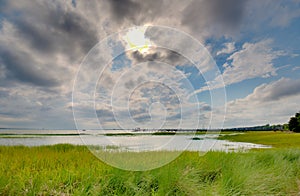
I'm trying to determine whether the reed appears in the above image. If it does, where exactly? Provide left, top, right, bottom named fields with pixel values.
left=0, top=144, right=299, bottom=195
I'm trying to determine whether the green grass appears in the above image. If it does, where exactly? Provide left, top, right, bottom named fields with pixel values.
left=0, top=144, right=299, bottom=195
left=151, top=132, right=176, bottom=135
left=219, top=131, right=300, bottom=148
left=101, top=131, right=235, bottom=136
left=0, top=133, right=84, bottom=138
left=104, top=133, right=135, bottom=136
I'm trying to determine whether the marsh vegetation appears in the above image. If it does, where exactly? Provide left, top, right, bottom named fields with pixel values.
left=0, top=142, right=299, bottom=195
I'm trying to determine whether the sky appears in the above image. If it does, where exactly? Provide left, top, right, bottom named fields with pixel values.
left=0, top=0, right=300, bottom=129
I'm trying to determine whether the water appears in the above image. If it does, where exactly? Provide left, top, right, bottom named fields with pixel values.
left=0, top=129, right=271, bottom=152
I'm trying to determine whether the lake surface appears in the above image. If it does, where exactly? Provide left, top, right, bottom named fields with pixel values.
left=0, top=129, right=271, bottom=152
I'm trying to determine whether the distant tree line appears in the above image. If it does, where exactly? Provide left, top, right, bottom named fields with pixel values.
left=222, top=124, right=286, bottom=132
left=288, top=112, right=300, bottom=133
left=138, top=112, right=300, bottom=133
left=222, top=112, right=300, bottom=133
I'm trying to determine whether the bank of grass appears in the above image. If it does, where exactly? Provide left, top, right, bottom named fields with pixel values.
left=0, top=133, right=83, bottom=138
left=0, top=144, right=299, bottom=195
left=104, top=133, right=135, bottom=136
left=219, top=131, right=300, bottom=148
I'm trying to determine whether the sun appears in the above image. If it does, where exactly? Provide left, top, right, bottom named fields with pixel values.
left=123, top=26, right=151, bottom=54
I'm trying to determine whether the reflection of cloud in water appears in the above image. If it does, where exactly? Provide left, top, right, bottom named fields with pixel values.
left=0, top=131, right=271, bottom=152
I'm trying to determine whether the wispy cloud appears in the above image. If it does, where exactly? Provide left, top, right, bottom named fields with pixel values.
left=222, top=39, right=284, bottom=85
left=216, top=42, right=236, bottom=56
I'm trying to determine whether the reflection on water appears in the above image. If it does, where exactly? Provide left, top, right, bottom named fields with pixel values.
left=0, top=129, right=271, bottom=152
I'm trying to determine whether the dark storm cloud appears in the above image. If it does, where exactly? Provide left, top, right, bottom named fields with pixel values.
left=0, top=50, right=60, bottom=87
left=127, top=47, right=188, bottom=66
left=108, top=0, right=141, bottom=23
left=107, top=0, right=168, bottom=25
left=0, top=1, right=99, bottom=87
left=182, top=0, right=249, bottom=34
left=50, top=11, right=98, bottom=53
left=263, top=79, right=300, bottom=101
left=12, top=20, right=55, bottom=54
left=7, top=5, right=98, bottom=56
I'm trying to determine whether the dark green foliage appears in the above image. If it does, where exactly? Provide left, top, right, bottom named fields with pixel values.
left=191, top=137, right=203, bottom=140
left=197, top=169, right=221, bottom=183
left=104, top=133, right=135, bottom=136
left=288, top=112, right=300, bottom=132
left=152, top=132, right=176, bottom=135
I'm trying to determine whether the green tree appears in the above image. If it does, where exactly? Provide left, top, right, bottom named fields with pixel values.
left=283, top=124, right=289, bottom=131
left=288, top=112, right=300, bottom=133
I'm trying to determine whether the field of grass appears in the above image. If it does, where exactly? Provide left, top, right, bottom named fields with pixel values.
left=0, top=133, right=83, bottom=138
left=0, top=144, right=299, bottom=195
left=219, top=131, right=300, bottom=148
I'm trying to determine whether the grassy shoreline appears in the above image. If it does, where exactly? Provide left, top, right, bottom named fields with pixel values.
left=219, top=131, right=300, bottom=148
left=0, top=144, right=299, bottom=195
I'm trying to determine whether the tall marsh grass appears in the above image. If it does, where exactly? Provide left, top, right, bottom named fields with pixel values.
left=0, top=144, right=299, bottom=195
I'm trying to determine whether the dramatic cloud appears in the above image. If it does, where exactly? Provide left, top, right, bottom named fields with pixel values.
left=251, top=78, right=300, bottom=102
left=2, top=1, right=98, bottom=55
left=108, top=0, right=141, bottom=24
left=225, top=78, right=300, bottom=127
left=190, top=39, right=286, bottom=96
left=0, top=0, right=299, bottom=128
left=126, top=47, right=189, bottom=66
left=92, top=59, right=207, bottom=129
left=0, top=49, right=60, bottom=87
left=106, top=0, right=182, bottom=24
left=0, top=1, right=99, bottom=90
left=182, top=0, right=249, bottom=38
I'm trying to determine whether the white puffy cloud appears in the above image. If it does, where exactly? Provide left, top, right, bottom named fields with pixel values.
left=216, top=42, right=236, bottom=56
left=92, top=59, right=209, bottom=129
left=225, top=78, right=300, bottom=127
left=222, top=39, right=284, bottom=86
left=192, top=39, right=284, bottom=95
